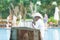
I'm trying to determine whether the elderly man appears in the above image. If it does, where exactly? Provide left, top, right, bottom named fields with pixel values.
left=32, top=12, right=45, bottom=40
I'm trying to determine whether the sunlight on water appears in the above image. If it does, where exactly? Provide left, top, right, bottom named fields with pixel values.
left=53, top=30, right=59, bottom=40
left=0, top=28, right=11, bottom=40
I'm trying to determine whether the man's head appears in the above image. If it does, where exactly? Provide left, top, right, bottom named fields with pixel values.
left=32, top=12, right=43, bottom=21
left=34, top=16, right=41, bottom=21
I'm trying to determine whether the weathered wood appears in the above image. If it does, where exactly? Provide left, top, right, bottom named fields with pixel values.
left=10, top=27, right=41, bottom=40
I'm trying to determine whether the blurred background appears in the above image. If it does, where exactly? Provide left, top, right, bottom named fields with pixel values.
left=0, top=0, right=60, bottom=19
left=0, top=0, right=60, bottom=26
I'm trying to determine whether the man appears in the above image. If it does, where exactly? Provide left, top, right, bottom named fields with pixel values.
left=32, top=12, right=45, bottom=40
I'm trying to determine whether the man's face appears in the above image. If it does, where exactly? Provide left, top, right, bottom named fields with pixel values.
left=34, top=16, right=40, bottom=21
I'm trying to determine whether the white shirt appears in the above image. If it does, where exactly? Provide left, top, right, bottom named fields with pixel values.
left=33, top=19, right=45, bottom=30
left=33, top=19, right=45, bottom=39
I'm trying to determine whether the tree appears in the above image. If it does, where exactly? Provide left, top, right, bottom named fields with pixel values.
left=0, top=0, right=60, bottom=19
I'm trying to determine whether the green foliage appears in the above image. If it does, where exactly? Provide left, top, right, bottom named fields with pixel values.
left=26, top=14, right=32, bottom=19
left=37, top=4, right=55, bottom=18
left=0, top=0, right=60, bottom=19
left=41, top=0, right=51, bottom=5
left=2, top=9, right=9, bottom=19
left=31, top=0, right=37, bottom=4
left=23, top=0, right=30, bottom=7
left=48, top=16, right=57, bottom=24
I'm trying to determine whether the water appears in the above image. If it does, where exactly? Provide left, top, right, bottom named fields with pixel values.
left=44, top=28, right=60, bottom=40
left=0, top=28, right=11, bottom=40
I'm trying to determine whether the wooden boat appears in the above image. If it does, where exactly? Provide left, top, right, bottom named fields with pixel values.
left=10, top=27, right=41, bottom=40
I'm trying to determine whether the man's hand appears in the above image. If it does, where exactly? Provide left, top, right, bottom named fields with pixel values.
left=32, top=21, right=35, bottom=25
